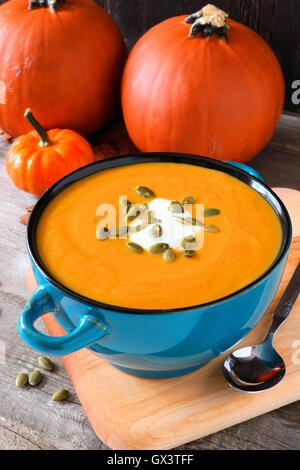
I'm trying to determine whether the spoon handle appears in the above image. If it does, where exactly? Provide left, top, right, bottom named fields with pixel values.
left=269, top=262, right=300, bottom=335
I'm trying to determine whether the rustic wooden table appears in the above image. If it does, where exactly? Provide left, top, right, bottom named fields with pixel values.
left=0, top=113, right=299, bottom=450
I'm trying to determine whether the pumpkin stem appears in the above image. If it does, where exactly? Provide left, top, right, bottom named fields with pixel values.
left=185, top=4, right=229, bottom=39
left=28, top=0, right=65, bottom=12
left=24, top=109, right=53, bottom=147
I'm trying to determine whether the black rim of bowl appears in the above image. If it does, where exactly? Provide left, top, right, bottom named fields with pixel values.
left=27, top=153, right=292, bottom=315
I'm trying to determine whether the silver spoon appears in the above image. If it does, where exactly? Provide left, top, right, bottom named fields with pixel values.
left=223, top=262, right=300, bottom=393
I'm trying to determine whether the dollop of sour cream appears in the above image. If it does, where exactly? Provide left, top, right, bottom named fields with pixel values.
left=129, top=198, right=203, bottom=251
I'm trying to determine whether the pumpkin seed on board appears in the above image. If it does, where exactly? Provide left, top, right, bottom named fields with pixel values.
left=162, top=248, right=176, bottom=263
left=38, top=356, right=55, bottom=371
left=203, top=208, right=221, bottom=217
left=29, top=369, right=42, bottom=386
left=51, top=388, right=69, bottom=402
left=150, top=243, right=169, bottom=254
left=205, top=225, right=220, bottom=233
left=182, top=235, right=196, bottom=250
left=127, top=242, right=144, bottom=254
left=169, top=200, right=184, bottom=214
left=183, top=249, right=196, bottom=258
left=15, top=372, right=28, bottom=388
left=150, top=224, right=163, bottom=238
left=182, top=196, right=196, bottom=205
left=135, top=185, right=155, bottom=199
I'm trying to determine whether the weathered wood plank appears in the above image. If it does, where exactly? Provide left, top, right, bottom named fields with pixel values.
left=0, top=113, right=299, bottom=450
left=0, top=149, right=108, bottom=450
left=251, top=113, right=300, bottom=189
left=0, top=285, right=107, bottom=449
left=0, top=426, right=42, bottom=450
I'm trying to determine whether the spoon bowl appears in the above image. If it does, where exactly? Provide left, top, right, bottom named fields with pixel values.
left=223, top=263, right=300, bottom=393
left=223, top=338, right=286, bottom=392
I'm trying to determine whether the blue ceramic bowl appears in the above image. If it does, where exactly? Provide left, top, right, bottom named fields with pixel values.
left=18, top=154, right=292, bottom=378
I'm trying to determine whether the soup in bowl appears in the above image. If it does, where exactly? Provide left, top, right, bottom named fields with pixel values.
left=19, top=154, right=292, bottom=378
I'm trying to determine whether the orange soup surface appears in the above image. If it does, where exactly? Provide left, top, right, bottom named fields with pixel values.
left=37, top=162, right=282, bottom=309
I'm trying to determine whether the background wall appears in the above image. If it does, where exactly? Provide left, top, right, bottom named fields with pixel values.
left=97, top=0, right=300, bottom=113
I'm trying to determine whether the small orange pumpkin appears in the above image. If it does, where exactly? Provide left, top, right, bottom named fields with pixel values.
left=6, top=109, right=94, bottom=196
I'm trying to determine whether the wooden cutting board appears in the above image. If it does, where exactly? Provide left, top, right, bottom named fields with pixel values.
left=27, top=188, right=300, bottom=450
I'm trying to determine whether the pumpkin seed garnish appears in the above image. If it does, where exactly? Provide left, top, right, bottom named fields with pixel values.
left=135, top=185, right=155, bottom=199
left=162, top=248, right=176, bottom=263
left=182, top=235, right=196, bottom=250
left=172, top=216, right=190, bottom=225
left=120, top=197, right=133, bottom=216
left=138, top=210, right=161, bottom=224
left=127, top=242, right=144, bottom=254
left=204, top=225, right=220, bottom=233
left=169, top=200, right=184, bottom=213
left=38, top=356, right=55, bottom=372
left=172, top=216, right=203, bottom=226
left=127, top=203, right=148, bottom=220
left=120, top=196, right=132, bottom=208
left=109, top=226, right=128, bottom=238
left=51, top=388, right=69, bottom=402
left=29, top=369, right=42, bottom=386
left=128, top=223, right=145, bottom=234
left=96, top=226, right=109, bottom=240
left=150, top=224, right=162, bottom=238
left=183, top=249, right=196, bottom=258
left=16, top=372, right=28, bottom=388
left=149, top=217, right=161, bottom=224
left=182, top=196, right=196, bottom=205
left=129, top=212, right=161, bottom=234
left=127, top=216, right=137, bottom=222
left=187, top=217, right=203, bottom=227
left=203, top=208, right=221, bottom=217
left=150, top=243, right=169, bottom=254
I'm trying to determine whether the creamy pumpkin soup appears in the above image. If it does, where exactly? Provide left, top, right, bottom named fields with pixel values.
left=37, top=162, right=282, bottom=310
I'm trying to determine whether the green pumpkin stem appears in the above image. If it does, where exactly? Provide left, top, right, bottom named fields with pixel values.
left=24, top=109, right=52, bottom=147
left=28, top=0, right=65, bottom=12
left=185, top=4, right=230, bottom=39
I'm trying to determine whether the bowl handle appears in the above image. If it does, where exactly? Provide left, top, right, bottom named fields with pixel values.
left=225, top=161, right=264, bottom=182
left=18, top=287, right=110, bottom=356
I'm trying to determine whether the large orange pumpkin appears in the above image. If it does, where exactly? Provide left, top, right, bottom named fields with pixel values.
left=122, top=4, right=285, bottom=162
left=0, top=0, right=126, bottom=137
